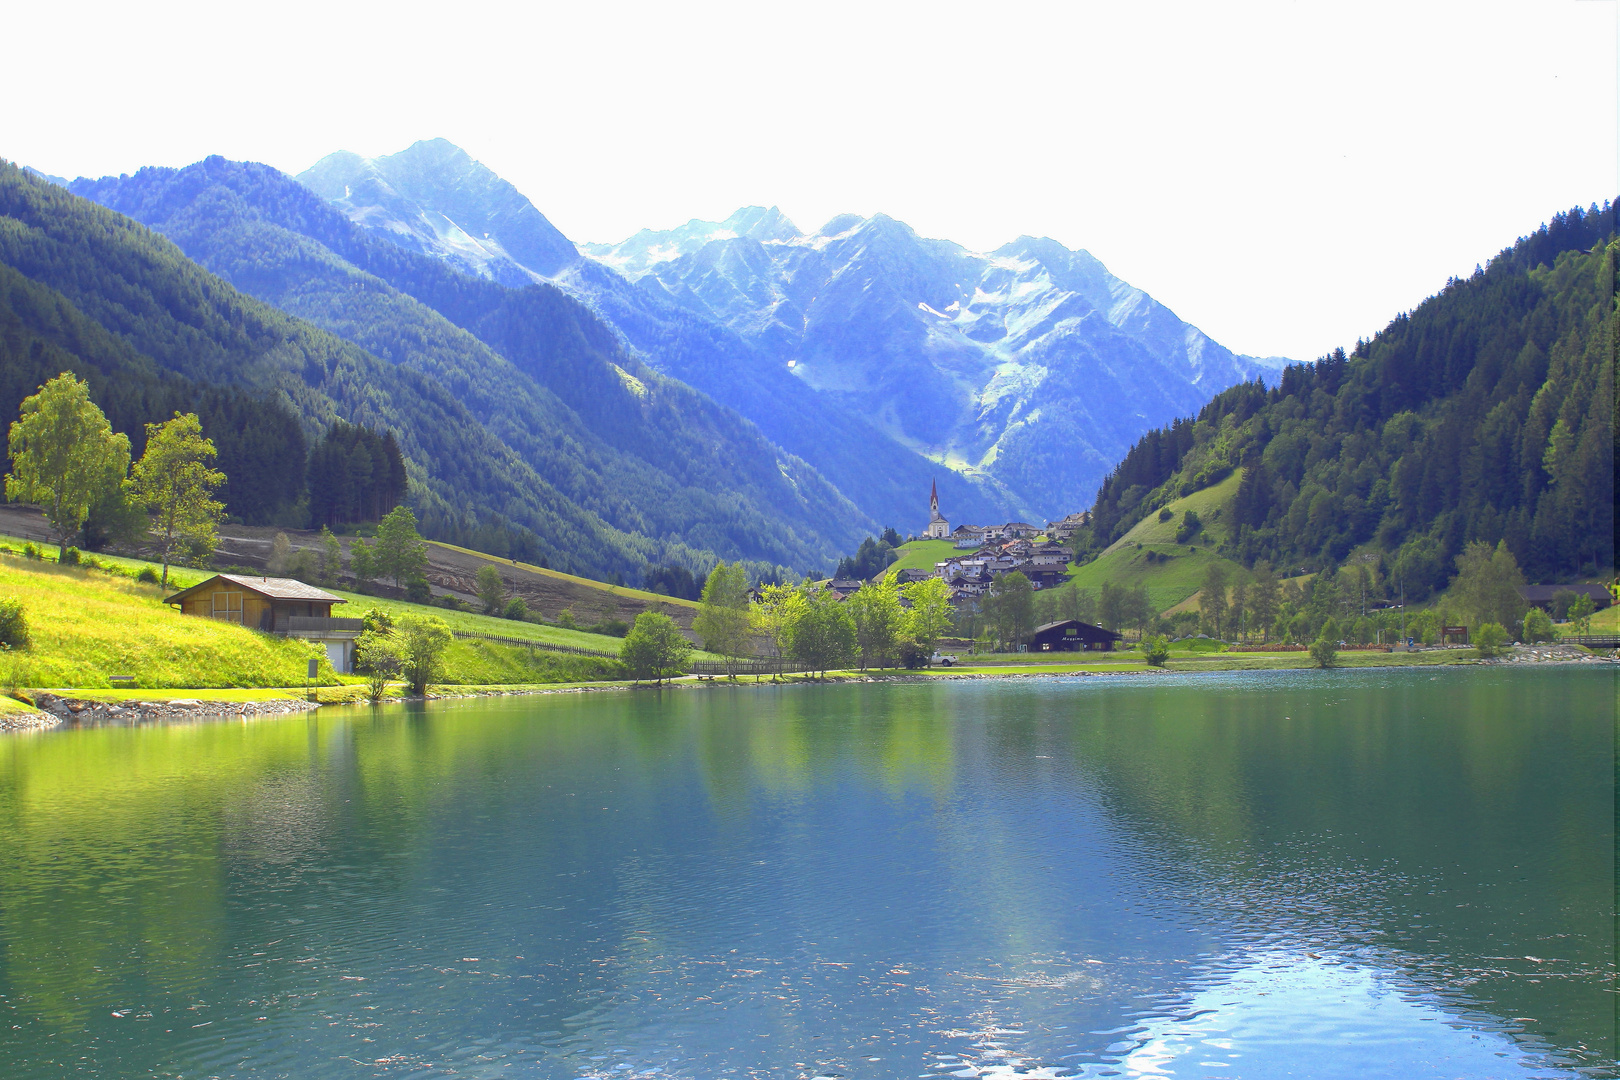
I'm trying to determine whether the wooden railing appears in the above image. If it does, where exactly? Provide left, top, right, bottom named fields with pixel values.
left=277, top=616, right=365, bottom=634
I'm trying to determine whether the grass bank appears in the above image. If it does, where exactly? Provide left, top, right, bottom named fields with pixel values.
left=0, top=556, right=340, bottom=689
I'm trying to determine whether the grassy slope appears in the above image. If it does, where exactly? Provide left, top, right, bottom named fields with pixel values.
left=1068, top=471, right=1251, bottom=614
left=1557, top=602, right=1619, bottom=636
left=329, top=591, right=633, bottom=652
left=888, top=539, right=967, bottom=576
left=430, top=541, right=699, bottom=610
left=0, top=558, right=340, bottom=690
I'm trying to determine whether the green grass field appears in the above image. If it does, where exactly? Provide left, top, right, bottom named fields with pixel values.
left=0, top=543, right=722, bottom=694
left=1066, top=470, right=1251, bottom=614
left=328, top=591, right=633, bottom=654
left=0, top=557, right=342, bottom=690
left=887, top=539, right=959, bottom=576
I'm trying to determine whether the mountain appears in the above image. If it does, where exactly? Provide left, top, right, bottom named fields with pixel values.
left=298, top=141, right=1010, bottom=533
left=3, top=160, right=873, bottom=580
left=604, top=213, right=1280, bottom=516
left=296, top=140, right=1281, bottom=525
left=299, top=138, right=578, bottom=282
left=1078, top=202, right=1617, bottom=594
left=64, top=156, right=871, bottom=578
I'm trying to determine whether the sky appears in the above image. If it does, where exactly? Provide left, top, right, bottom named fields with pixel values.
left=7, top=1, right=1615, bottom=362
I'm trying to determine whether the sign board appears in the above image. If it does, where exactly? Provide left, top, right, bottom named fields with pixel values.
left=308, top=658, right=319, bottom=679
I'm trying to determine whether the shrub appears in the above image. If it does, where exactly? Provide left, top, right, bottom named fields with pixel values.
left=620, top=610, right=692, bottom=685
left=0, top=598, right=30, bottom=649
left=1522, top=607, right=1555, bottom=643
left=22, top=543, right=41, bottom=560
left=1158, top=508, right=1173, bottom=522
left=355, top=629, right=402, bottom=703
left=897, top=637, right=929, bottom=669
left=397, top=614, right=453, bottom=695
left=503, top=596, right=528, bottom=621
left=556, top=608, right=578, bottom=630
left=1140, top=634, right=1171, bottom=666
left=1309, top=636, right=1338, bottom=668
left=136, top=566, right=161, bottom=584
left=1475, top=622, right=1510, bottom=657
left=1175, top=511, right=1202, bottom=544
left=360, top=607, right=395, bottom=634
left=404, top=575, right=433, bottom=604
left=588, top=618, right=630, bottom=638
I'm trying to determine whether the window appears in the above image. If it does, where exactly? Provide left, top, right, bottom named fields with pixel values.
left=211, top=591, right=243, bottom=624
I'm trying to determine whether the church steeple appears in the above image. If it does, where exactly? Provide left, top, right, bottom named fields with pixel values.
left=925, top=477, right=949, bottom=538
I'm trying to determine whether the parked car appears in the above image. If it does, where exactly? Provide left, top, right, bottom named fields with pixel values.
left=931, top=652, right=955, bottom=667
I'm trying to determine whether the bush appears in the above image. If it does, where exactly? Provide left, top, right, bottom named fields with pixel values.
left=136, top=566, right=161, bottom=584
left=397, top=614, right=453, bottom=695
left=898, top=637, right=929, bottom=669
left=556, top=608, right=578, bottom=630
left=404, top=575, right=433, bottom=604
left=355, top=629, right=402, bottom=703
left=503, top=596, right=528, bottom=621
left=1475, top=622, right=1510, bottom=657
left=588, top=618, right=630, bottom=638
left=1309, top=636, right=1338, bottom=668
left=60, top=547, right=80, bottom=566
left=1522, top=608, right=1555, bottom=643
left=360, top=607, right=395, bottom=634
left=1140, top=634, right=1171, bottom=666
left=22, top=543, right=41, bottom=560
left=0, top=598, right=30, bottom=649
left=1175, top=511, right=1202, bottom=544
left=1158, top=508, right=1173, bottom=522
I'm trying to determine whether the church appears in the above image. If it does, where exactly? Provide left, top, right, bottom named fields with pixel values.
left=924, top=479, right=950, bottom=539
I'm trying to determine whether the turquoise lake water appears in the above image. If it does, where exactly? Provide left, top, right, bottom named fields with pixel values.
left=0, top=667, right=1613, bottom=1079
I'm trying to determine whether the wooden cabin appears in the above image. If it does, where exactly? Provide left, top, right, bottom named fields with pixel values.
left=1029, top=619, right=1122, bottom=652
left=165, top=573, right=363, bottom=672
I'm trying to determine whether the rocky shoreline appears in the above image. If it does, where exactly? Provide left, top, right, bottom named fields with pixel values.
left=2, top=694, right=322, bottom=731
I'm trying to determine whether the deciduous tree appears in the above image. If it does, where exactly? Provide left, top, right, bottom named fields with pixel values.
left=620, top=610, right=692, bottom=685
left=783, top=586, right=856, bottom=677
left=131, top=413, right=225, bottom=588
left=475, top=564, right=507, bottom=615
left=846, top=574, right=903, bottom=669
left=375, top=506, right=428, bottom=588
left=395, top=613, right=452, bottom=695
left=694, top=562, right=751, bottom=677
left=5, top=374, right=130, bottom=559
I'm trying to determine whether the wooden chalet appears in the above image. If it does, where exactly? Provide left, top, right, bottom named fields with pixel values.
left=165, top=573, right=363, bottom=672
left=1029, top=619, right=1121, bottom=652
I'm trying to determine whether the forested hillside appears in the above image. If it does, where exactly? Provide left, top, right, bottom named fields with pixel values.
left=0, top=262, right=308, bottom=525
left=63, top=158, right=871, bottom=575
left=1078, top=203, right=1616, bottom=595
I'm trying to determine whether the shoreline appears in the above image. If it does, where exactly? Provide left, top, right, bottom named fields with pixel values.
left=3, top=645, right=1611, bottom=732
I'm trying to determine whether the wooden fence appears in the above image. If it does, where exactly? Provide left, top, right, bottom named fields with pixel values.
left=1559, top=635, right=1620, bottom=648
left=452, top=630, right=620, bottom=659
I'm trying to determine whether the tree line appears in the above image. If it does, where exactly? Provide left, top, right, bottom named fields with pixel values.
left=616, top=565, right=957, bottom=683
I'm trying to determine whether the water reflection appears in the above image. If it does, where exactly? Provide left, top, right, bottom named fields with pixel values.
left=0, top=668, right=1611, bottom=1078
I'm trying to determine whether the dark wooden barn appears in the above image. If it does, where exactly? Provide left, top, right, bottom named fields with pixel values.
left=1029, top=619, right=1122, bottom=652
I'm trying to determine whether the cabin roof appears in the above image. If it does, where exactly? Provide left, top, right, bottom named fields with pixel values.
left=166, top=573, right=347, bottom=606
left=1032, top=619, right=1120, bottom=638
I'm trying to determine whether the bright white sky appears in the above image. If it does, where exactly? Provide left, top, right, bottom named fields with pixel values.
left=7, top=1, right=1616, bottom=361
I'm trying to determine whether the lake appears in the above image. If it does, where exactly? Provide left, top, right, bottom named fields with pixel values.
left=0, top=668, right=1613, bottom=1079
